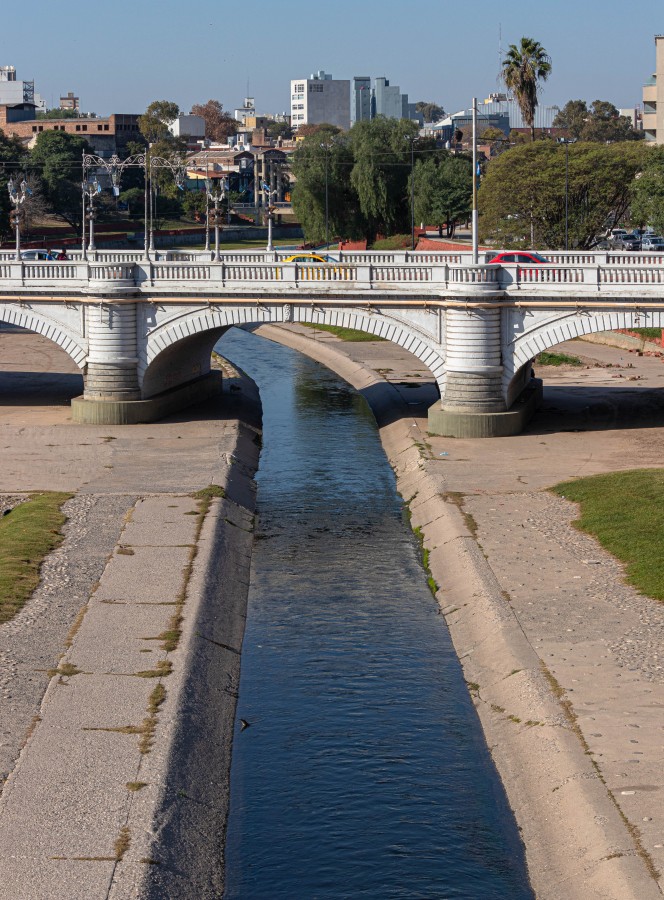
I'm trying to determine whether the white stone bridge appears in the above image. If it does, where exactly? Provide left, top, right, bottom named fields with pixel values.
left=1, top=249, right=664, bottom=435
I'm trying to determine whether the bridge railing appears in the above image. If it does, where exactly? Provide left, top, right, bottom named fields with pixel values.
left=6, top=258, right=664, bottom=295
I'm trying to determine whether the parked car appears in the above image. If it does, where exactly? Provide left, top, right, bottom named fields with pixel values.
left=488, top=251, right=550, bottom=265
left=612, top=236, right=641, bottom=251
left=20, top=249, right=52, bottom=261
left=282, top=253, right=339, bottom=264
left=606, top=227, right=628, bottom=241
left=640, top=236, right=664, bottom=252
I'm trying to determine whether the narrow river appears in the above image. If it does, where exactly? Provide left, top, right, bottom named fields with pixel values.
left=218, top=327, right=532, bottom=900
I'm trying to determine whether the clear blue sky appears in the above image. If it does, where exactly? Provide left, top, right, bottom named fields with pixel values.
left=9, top=0, right=661, bottom=117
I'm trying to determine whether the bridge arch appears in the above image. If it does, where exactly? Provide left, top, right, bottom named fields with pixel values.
left=504, top=308, right=664, bottom=399
left=0, top=304, right=87, bottom=370
left=140, top=304, right=447, bottom=394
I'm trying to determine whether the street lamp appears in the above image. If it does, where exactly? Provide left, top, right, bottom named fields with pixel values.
left=557, top=138, right=576, bottom=251
left=205, top=174, right=226, bottom=261
left=148, top=154, right=187, bottom=254
left=7, top=175, right=31, bottom=261
left=404, top=135, right=418, bottom=251
left=320, top=140, right=333, bottom=250
left=82, top=152, right=148, bottom=259
left=82, top=177, right=101, bottom=256
left=262, top=180, right=276, bottom=251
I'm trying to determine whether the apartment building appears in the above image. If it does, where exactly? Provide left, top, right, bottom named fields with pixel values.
left=643, top=35, right=664, bottom=142
left=290, top=70, right=350, bottom=130
left=0, top=110, right=142, bottom=153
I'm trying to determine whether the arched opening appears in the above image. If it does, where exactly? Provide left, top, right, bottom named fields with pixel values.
left=0, top=323, right=84, bottom=414
left=143, top=306, right=446, bottom=401
left=507, top=310, right=664, bottom=433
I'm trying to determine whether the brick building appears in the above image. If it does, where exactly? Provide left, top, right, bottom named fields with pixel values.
left=0, top=109, right=142, bottom=154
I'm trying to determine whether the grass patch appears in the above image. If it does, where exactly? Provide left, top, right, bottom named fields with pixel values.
left=535, top=350, right=583, bottom=367
left=192, top=484, right=226, bottom=500
left=551, top=469, right=664, bottom=601
left=629, top=327, right=662, bottom=340
left=0, top=492, right=72, bottom=624
left=412, top=525, right=439, bottom=596
left=135, top=660, right=172, bottom=678
left=114, top=826, right=131, bottom=861
left=371, top=234, right=412, bottom=250
left=126, top=781, right=147, bottom=792
left=301, top=323, right=386, bottom=342
left=444, top=492, right=479, bottom=539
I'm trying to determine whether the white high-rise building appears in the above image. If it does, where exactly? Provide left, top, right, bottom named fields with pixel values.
left=290, top=70, right=350, bottom=131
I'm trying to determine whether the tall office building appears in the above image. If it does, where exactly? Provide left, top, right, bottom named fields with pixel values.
left=351, top=76, right=371, bottom=124
left=372, top=76, right=419, bottom=123
left=290, top=70, right=350, bottom=131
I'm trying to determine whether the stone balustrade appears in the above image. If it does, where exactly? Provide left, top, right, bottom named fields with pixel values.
left=3, top=257, right=664, bottom=297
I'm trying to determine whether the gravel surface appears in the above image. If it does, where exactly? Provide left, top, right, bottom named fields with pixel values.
left=0, top=493, right=135, bottom=785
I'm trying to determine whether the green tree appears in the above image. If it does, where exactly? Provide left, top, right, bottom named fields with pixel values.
left=552, top=100, right=588, bottom=139
left=291, top=134, right=364, bottom=244
left=0, top=132, right=28, bottom=239
left=139, top=100, right=180, bottom=144
left=581, top=101, right=641, bottom=142
left=413, top=154, right=472, bottom=238
left=36, top=108, right=81, bottom=120
left=190, top=100, right=237, bottom=142
left=265, top=120, right=293, bottom=140
left=478, top=141, right=646, bottom=249
left=631, top=146, right=664, bottom=234
left=350, top=117, right=420, bottom=240
left=29, top=131, right=90, bottom=228
left=501, top=37, right=552, bottom=141
left=416, top=101, right=445, bottom=123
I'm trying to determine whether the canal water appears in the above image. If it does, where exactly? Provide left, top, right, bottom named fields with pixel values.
left=218, top=327, right=532, bottom=900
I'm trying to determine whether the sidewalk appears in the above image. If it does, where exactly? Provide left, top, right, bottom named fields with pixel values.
left=255, top=323, right=664, bottom=900
left=0, top=332, right=261, bottom=899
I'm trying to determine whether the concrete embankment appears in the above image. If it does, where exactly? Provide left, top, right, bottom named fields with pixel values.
left=0, top=346, right=261, bottom=900
left=252, top=324, right=664, bottom=900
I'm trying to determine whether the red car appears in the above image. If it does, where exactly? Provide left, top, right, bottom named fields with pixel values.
left=488, top=251, right=550, bottom=264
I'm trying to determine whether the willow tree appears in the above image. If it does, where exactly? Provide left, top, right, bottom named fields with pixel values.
left=501, top=37, right=552, bottom=141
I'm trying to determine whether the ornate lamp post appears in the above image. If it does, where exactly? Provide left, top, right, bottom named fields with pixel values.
left=82, top=152, right=148, bottom=260
left=148, top=155, right=187, bottom=255
left=205, top=174, right=225, bottom=261
left=263, top=181, right=276, bottom=251
left=7, top=175, right=31, bottom=261
left=82, top=177, right=101, bottom=256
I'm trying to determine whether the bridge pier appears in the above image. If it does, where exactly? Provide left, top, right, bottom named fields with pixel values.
left=83, top=302, right=141, bottom=401
left=428, top=306, right=541, bottom=438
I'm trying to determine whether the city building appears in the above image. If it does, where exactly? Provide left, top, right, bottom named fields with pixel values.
left=170, top=114, right=205, bottom=139
left=430, top=109, right=510, bottom=143
left=373, top=76, right=420, bottom=122
left=478, top=92, right=559, bottom=132
left=0, top=65, right=45, bottom=111
left=234, top=97, right=256, bottom=123
left=0, top=111, right=142, bottom=154
left=290, top=70, right=350, bottom=130
left=643, top=35, right=664, bottom=142
left=60, top=92, right=80, bottom=112
left=351, top=76, right=371, bottom=124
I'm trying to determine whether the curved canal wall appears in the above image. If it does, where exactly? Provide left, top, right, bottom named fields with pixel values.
left=252, top=323, right=663, bottom=900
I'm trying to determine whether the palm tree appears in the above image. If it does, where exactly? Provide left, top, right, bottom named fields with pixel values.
left=502, top=38, right=552, bottom=141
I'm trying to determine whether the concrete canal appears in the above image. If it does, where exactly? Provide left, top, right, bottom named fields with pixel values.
left=218, top=327, right=533, bottom=899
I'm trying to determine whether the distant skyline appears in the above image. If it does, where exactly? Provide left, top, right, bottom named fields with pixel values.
left=6, top=1, right=661, bottom=119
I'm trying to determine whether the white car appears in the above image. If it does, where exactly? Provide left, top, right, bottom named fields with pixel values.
left=641, top=236, right=664, bottom=251
left=20, top=249, right=52, bottom=261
